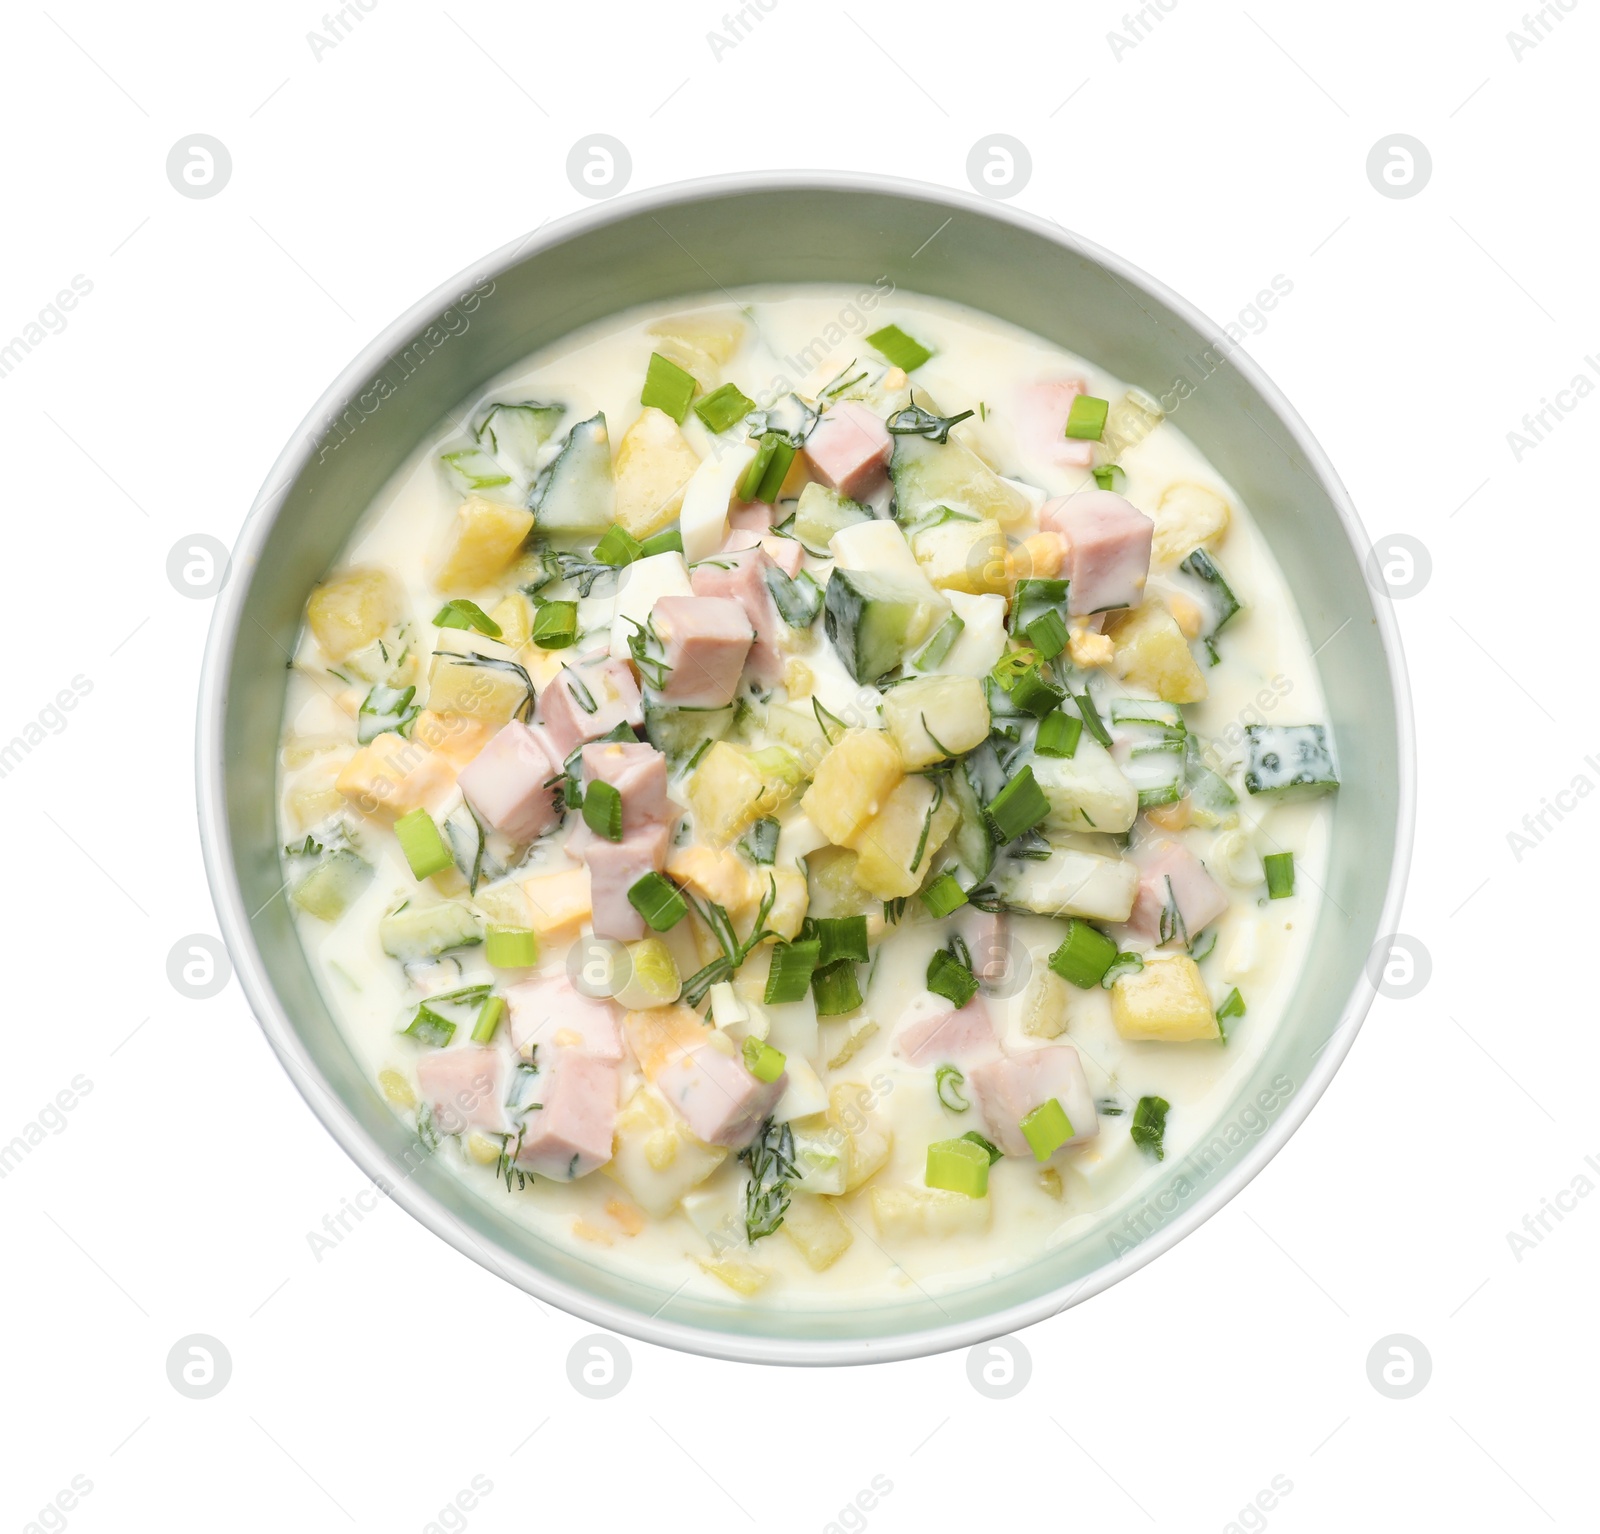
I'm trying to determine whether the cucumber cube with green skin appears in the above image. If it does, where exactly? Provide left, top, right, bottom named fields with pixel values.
left=1174, top=548, right=1241, bottom=640
left=473, top=401, right=564, bottom=479
left=378, top=901, right=482, bottom=961
left=1127, top=741, right=1186, bottom=809
left=1243, top=724, right=1339, bottom=797
left=793, top=482, right=871, bottom=555
left=642, top=697, right=734, bottom=764
left=946, top=755, right=995, bottom=881
left=888, top=430, right=1030, bottom=527
left=1029, top=736, right=1138, bottom=834
left=290, top=850, right=371, bottom=922
left=1183, top=736, right=1238, bottom=825
left=823, top=567, right=949, bottom=684
left=529, top=412, right=615, bottom=533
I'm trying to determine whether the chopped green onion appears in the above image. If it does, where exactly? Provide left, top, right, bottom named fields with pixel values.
left=593, top=524, right=644, bottom=566
left=1264, top=851, right=1295, bottom=899
left=1035, top=710, right=1082, bottom=759
left=628, top=872, right=688, bottom=931
left=694, top=382, right=756, bottom=434
left=812, top=958, right=863, bottom=1016
left=1130, top=1095, right=1170, bottom=1160
left=813, top=698, right=846, bottom=744
left=1100, top=950, right=1144, bottom=989
left=531, top=599, right=578, bottom=649
left=1064, top=395, right=1109, bottom=441
left=470, top=994, right=505, bottom=1043
left=403, top=1004, right=455, bottom=1048
left=1020, top=1097, right=1074, bottom=1161
left=1092, top=463, right=1126, bottom=491
left=926, top=947, right=979, bottom=1009
left=866, top=323, right=933, bottom=373
left=1048, top=918, right=1118, bottom=988
left=921, top=872, right=969, bottom=919
left=484, top=925, right=539, bottom=968
left=764, top=939, right=821, bottom=1004
left=984, top=766, right=1051, bottom=844
left=960, top=1129, right=1004, bottom=1164
left=1010, top=667, right=1066, bottom=718
left=641, top=351, right=697, bottom=423
left=393, top=808, right=454, bottom=880
left=742, top=1035, right=787, bottom=1083
left=925, top=1136, right=990, bottom=1197
left=1025, top=609, right=1069, bottom=661
left=639, top=529, right=684, bottom=558
left=990, top=647, right=1041, bottom=692
left=739, top=817, right=780, bottom=865
left=433, top=598, right=502, bottom=637
left=1074, top=689, right=1112, bottom=747
left=739, top=433, right=797, bottom=503
left=808, top=915, right=870, bottom=966
left=936, top=1064, right=969, bottom=1112
left=581, top=779, right=624, bottom=842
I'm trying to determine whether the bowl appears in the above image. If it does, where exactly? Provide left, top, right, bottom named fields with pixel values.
left=199, top=172, right=1413, bottom=1365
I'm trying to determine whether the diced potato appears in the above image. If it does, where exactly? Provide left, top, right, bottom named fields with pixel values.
left=825, top=1018, right=878, bottom=1070
left=697, top=1254, right=769, bottom=1295
left=829, top=1082, right=892, bottom=1192
left=1106, top=602, right=1208, bottom=705
left=782, top=1193, right=853, bottom=1271
left=517, top=867, right=592, bottom=941
left=473, top=878, right=531, bottom=927
left=800, top=730, right=903, bottom=847
left=805, top=846, right=874, bottom=920
left=307, top=567, right=402, bottom=661
left=667, top=844, right=758, bottom=916
left=1003, top=531, right=1065, bottom=584
left=336, top=732, right=454, bottom=822
left=425, top=654, right=530, bottom=725
left=1152, top=482, right=1231, bottom=566
left=911, top=517, right=1009, bottom=595
left=1021, top=966, right=1071, bottom=1039
left=410, top=709, right=495, bottom=768
left=435, top=495, right=535, bottom=591
left=465, top=1133, right=500, bottom=1165
left=489, top=593, right=533, bottom=648
left=614, top=406, right=702, bottom=538
left=763, top=865, right=809, bottom=941
left=1110, top=955, right=1220, bottom=1041
left=648, top=309, right=745, bottom=382
left=880, top=675, right=990, bottom=769
left=287, top=781, right=345, bottom=832
left=686, top=742, right=798, bottom=846
left=851, top=775, right=959, bottom=900
left=624, top=1003, right=713, bottom=1080
left=378, top=1068, right=415, bottom=1109
left=606, top=1086, right=727, bottom=1218
left=870, top=1185, right=992, bottom=1239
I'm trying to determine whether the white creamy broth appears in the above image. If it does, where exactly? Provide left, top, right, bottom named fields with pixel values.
left=277, top=285, right=1336, bottom=1306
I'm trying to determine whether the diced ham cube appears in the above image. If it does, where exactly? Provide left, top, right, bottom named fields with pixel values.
left=728, top=503, right=775, bottom=535
left=583, top=822, right=671, bottom=941
left=894, top=994, right=995, bottom=1066
left=539, top=653, right=643, bottom=759
left=512, top=1048, right=620, bottom=1178
left=803, top=401, right=892, bottom=499
left=762, top=535, right=804, bottom=577
left=691, top=545, right=785, bottom=682
left=955, top=907, right=1013, bottom=986
left=1018, top=378, right=1096, bottom=469
left=970, top=1046, right=1098, bottom=1159
left=457, top=721, right=562, bottom=843
left=505, top=971, right=625, bottom=1062
left=1124, top=839, right=1229, bottom=946
left=652, top=594, right=753, bottom=708
left=581, top=740, right=670, bottom=832
left=655, top=1041, right=785, bottom=1147
left=416, top=1047, right=514, bottom=1136
left=1041, top=490, right=1154, bottom=616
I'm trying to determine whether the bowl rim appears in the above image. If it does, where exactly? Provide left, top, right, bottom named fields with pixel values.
left=198, top=168, right=1415, bottom=1366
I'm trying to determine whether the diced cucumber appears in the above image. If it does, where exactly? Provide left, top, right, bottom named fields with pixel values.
left=823, top=567, right=949, bottom=684
left=1173, top=548, right=1241, bottom=657
left=290, top=850, right=371, bottom=922
left=442, top=803, right=503, bottom=890
left=946, top=757, right=994, bottom=881
left=793, top=484, right=872, bottom=555
left=1109, top=697, right=1185, bottom=732
left=1243, top=724, right=1339, bottom=797
left=889, top=430, right=1031, bottom=528
left=1029, top=737, right=1139, bottom=833
left=1001, top=849, right=1139, bottom=923
left=1183, top=736, right=1238, bottom=826
left=474, top=401, right=564, bottom=480
left=378, top=901, right=482, bottom=961
left=530, top=413, right=615, bottom=533
left=643, top=697, right=734, bottom=764
left=1126, top=741, right=1185, bottom=809
left=439, top=446, right=511, bottom=493
left=357, top=683, right=419, bottom=744
left=764, top=566, right=823, bottom=628
left=910, top=611, right=965, bottom=671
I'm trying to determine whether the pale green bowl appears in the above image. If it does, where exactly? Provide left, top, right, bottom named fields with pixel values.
left=199, top=173, right=1413, bottom=1365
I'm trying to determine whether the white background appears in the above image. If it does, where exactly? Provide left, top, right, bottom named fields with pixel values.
left=2, top=1, right=1592, bottom=1529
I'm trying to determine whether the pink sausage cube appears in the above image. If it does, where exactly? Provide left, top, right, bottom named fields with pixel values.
left=581, top=740, right=670, bottom=832
left=970, top=1046, right=1098, bottom=1159
left=583, top=822, right=671, bottom=942
left=458, top=721, right=561, bottom=843
left=955, top=907, right=1013, bottom=986
left=1018, top=378, right=1096, bottom=469
left=416, top=1047, right=514, bottom=1137
left=728, top=503, right=775, bottom=535
left=1124, top=839, right=1229, bottom=946
left=539, top=654, right=643, bottom=759
left=652, top=594, right=753, bottom=709
left=761, top=535, right=804, bottom=577
left=655, top=1043, right=786, bottom=1147
left=894, top=995, right=995, bottom=1066
left=1041, top=490, right=1154, bottom=616
left=692, top=545, right=785, bottom=682
left=512, top=1049, right=620, bottom=1178
left=802, top=402, right=892, bottom=499
left=505, top=972, right=625, bottom=1062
